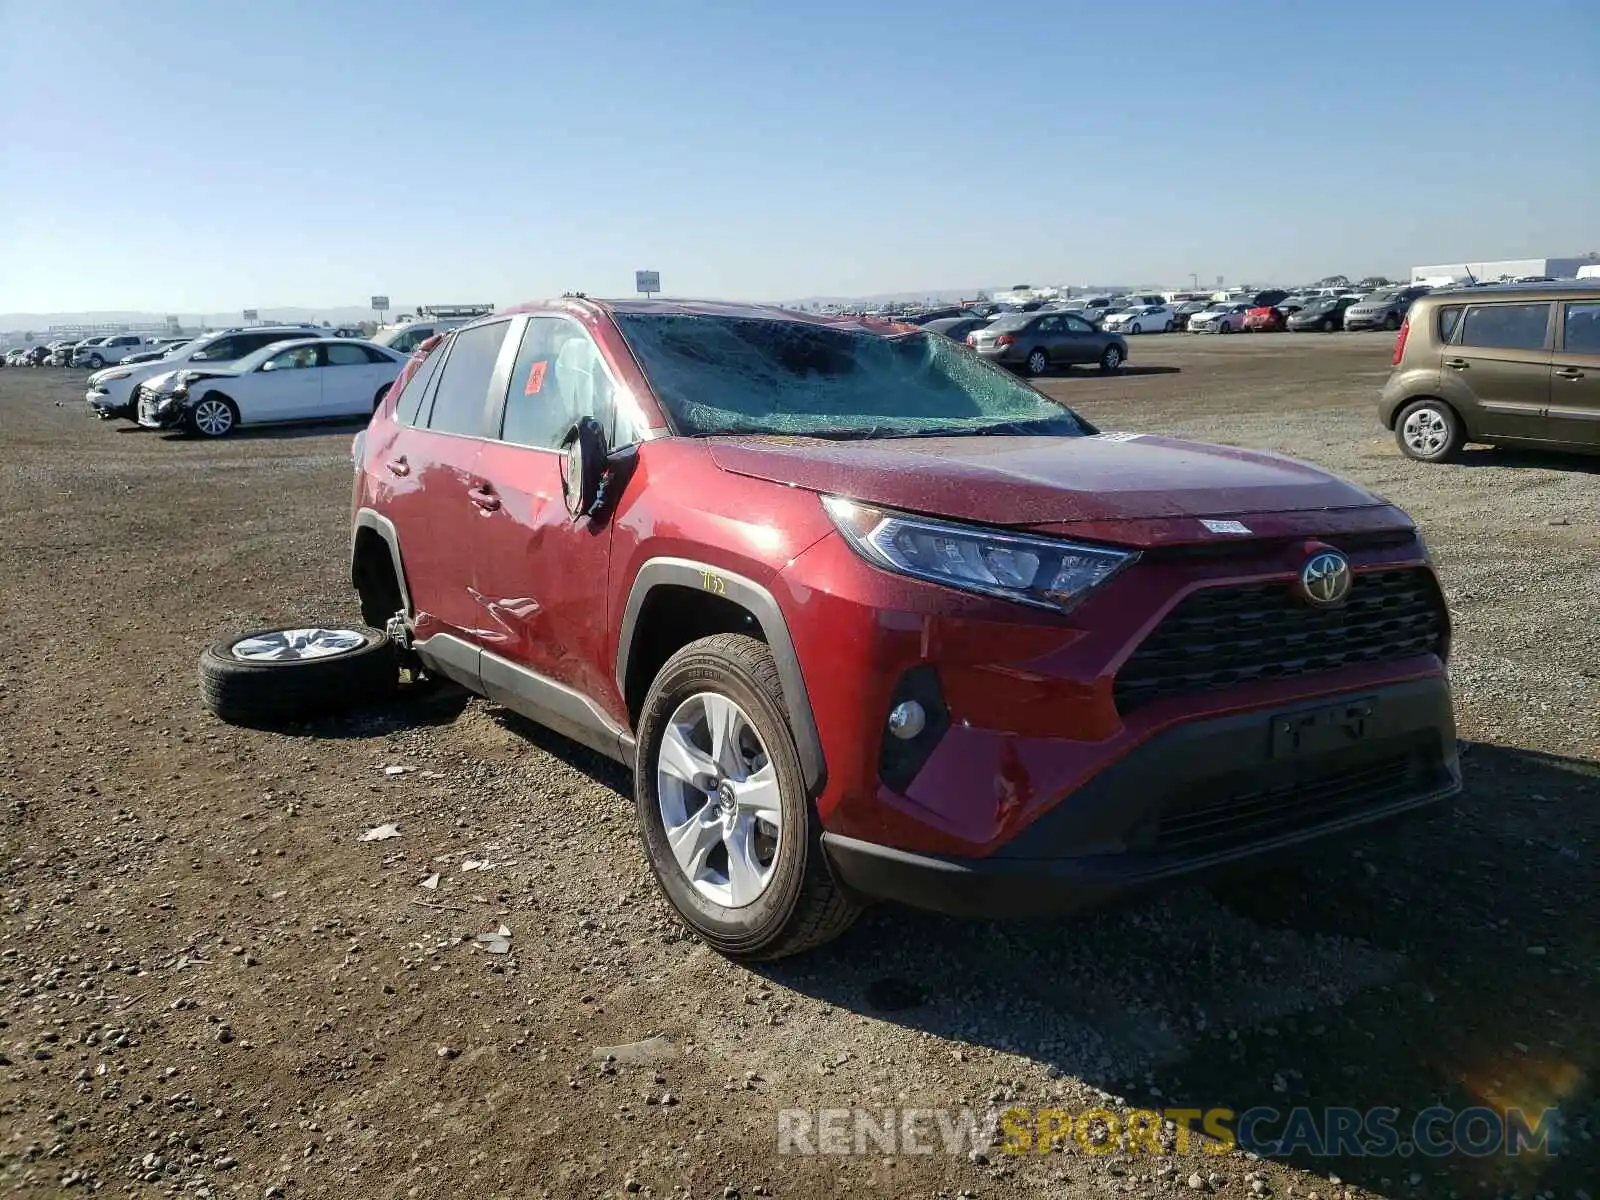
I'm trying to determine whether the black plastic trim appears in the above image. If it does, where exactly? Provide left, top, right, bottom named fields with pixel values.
left=350, top=509, right=414, bottom=617
left=616, top=557, right=826, bottom=794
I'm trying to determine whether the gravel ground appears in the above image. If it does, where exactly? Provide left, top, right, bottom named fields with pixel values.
left=0, top=334, right=1595, bottom=1199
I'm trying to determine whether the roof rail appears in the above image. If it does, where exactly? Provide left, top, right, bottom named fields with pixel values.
left=416, top=303, right=496, bottom=319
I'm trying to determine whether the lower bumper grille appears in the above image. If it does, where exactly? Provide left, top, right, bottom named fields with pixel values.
left=1153, top=749, right=1432, bottom=854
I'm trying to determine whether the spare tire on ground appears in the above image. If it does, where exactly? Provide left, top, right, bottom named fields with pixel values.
left=198, top=624, right=398, bottom=726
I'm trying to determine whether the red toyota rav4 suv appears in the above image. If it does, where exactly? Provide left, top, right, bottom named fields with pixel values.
left=349, top=298, right=1459, bottom=959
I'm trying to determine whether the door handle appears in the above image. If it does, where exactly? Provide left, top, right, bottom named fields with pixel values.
left=1444, top=358, right=1470, bottom=370
left=386, top=456, right=410, bottom=477
left=1555, top=367, right=1584, bottom=380
left=468, top=484, right=500, bottom=512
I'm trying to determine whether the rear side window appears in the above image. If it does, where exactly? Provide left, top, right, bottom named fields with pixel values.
left=1562, top=302, right=1600, bottom=354
left=325, top=343, right=371, bottom=366
left=193, top=336, right=245, bottom=360
left=1437, top=306, right=1464, bottom=343
left=392, top=347, right=444, bottom=426
left=1456, top=303, right=1551, bottom=352
left=424, top=320, right=510, bottom=436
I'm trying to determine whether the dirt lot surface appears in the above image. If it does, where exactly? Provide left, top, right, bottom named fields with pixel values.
left=1, top=334, right=1595, bottom=1199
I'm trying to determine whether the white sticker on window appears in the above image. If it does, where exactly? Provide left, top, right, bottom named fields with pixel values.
left=1200, top=519, right=1252, bottom=535
left=1091, top=431, right=1144, bottom=442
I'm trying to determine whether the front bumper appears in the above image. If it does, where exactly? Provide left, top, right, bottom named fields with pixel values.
left=824, top=674, right=1458, bottom=917
left=137, top=389, right=185, bottom=429
left=85, top=388, right=134, bottom=417
left=1343, top=316, right=1388, bottom=331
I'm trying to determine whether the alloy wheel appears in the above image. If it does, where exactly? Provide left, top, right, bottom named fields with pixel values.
left=193, top=399, right=234, bottom=436
left=231, top=627, right=369, bottom=662
left=655, top=692, right=781, bottom=909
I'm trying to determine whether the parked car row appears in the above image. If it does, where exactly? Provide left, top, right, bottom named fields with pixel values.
left=75, top=325, right=407, bottom=438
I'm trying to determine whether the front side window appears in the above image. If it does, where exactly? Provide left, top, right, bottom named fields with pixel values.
left=1562, top=302, right=1600, bottom=354
left=613, top=314, right=1092, bottom=440
left=1456, top=303, right=1551, bottom=352
left=499, top=317, right=626, bottom=449
left=424, top=320, right=510, bottom=436
left=263, top=346, right=318, bottom=371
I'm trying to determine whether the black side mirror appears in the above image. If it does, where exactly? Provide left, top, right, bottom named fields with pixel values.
left=560, top=416, right=608, bottom=519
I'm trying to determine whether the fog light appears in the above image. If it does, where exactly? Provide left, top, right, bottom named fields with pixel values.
left=887, top=701, right=926, bottom=740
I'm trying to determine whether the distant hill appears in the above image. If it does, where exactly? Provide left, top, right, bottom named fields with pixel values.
left=0, top=306, right=382, bottom=333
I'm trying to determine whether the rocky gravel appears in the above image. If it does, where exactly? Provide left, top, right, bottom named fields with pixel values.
left=1, top=337, right=1595, bottom=1198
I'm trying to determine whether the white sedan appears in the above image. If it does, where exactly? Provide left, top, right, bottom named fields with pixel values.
left=137, top=338, right=407, bottom=437
left=1101, top=304, right=1174, bottom=334
left=1187, top=302, right=1253, bottom=334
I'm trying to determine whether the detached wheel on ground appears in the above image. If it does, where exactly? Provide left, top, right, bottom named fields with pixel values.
left=198, top=624, right=398, bottom=726
left=634, top=633, right=860, bottom=960
left=186, top=394, right=239, bottom=438
left=1395, top=399, right=1464, bottom=463
left=1099, top=344, right=1123, bottom=373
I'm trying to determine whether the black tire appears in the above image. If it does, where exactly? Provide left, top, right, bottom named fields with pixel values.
left=1384, top=313, right=1401, bottom=331
left=185, top=392, right=239, bottom=438
left=1394, top=398, right=1464, bottom=463
left=373, top=384, right=391, bottom=413
left=87, top=354, right=104, bottom=369
left=1321, top=318, right=1336, bottom=332
left=198, top=624, right=398, bottom=727
left=1217, top=321, right=1232, bottom=335
left=634, top=633, right=860, bottom=960
left=1025, top=348, right=1050, bottom=377
left=1098, top=344, right=1123, bottom=373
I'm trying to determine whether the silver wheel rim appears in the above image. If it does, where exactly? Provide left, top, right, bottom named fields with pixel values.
left=1029, top=351, right=1047, bottom=373
left=231, top=627, right=368, bottom=662
left=1402, top=408, right=1449, bottom=456
left=656, top=692, right=781, bottom=909
left=1104, top=348, right=1121, bottom=368
left=194, top=399, right=233, bottom=436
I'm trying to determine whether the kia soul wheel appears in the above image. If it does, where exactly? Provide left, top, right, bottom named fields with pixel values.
left=634, top=634, right=859, bottom=959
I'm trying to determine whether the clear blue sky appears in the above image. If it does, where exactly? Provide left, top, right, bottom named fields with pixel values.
left=1, top=0, right=1595, bottom=315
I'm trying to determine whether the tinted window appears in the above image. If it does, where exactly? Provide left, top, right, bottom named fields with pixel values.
left=1562, top=303, right=1600, bottom=354
left=193, top=336, right=246, bottom=361
left=1437, top=306, right=1464, bottom=342
left=424, top=320, right=509, bottom=436
left=393, top=348, right=443, bottom=426
left=242, top=332, right=304, bottom=354
left=1063, top=316, right=1094, bottom=334
left=326, top=343, right=371, bottom=366
left=1457, top=303, right=1551, bottom=352
left=361, top=345, right=394, bottom=365
left=499, top=317, right=623, bottom=449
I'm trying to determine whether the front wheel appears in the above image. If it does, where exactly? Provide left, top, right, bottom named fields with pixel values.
left=1099, top=344, right=1123, bottom=373
left=87, top=355, right=104, bottom=369
left=634, top=633, right=860, bottom=960
left=1321, top=318, right=1336, bottom=332
left=1025, top=348, right=1050, bottom=376
left=186, top=394, right=238, bottom=438
left=1384, top=313, right=1401, bottom=331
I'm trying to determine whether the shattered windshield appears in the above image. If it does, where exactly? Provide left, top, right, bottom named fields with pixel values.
left=613, top=313, right=1090, bottom=439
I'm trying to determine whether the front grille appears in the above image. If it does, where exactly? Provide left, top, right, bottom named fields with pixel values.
left=1154, top=751, right=1424, bottom=854
left=1114, top=568, right=1445, bottom=712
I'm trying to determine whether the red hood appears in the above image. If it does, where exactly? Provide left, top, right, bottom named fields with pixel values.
left=706, top=433, right=1402, bottom=539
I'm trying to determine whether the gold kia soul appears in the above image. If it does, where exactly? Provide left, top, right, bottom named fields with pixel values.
left=1379, top=281, right=1600, bottom=462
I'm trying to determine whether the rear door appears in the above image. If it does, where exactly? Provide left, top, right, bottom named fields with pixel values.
left=382, top=319, right=515, bottom=652
left=1444, top=301, right=1554, bottom=440
left=320, top=342, right=390, bottom=416
left=1545, top=300, right=1600, bottom=447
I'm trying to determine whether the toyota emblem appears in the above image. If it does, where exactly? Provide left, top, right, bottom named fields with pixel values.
left=1300, top=551, right=1352, bottom=607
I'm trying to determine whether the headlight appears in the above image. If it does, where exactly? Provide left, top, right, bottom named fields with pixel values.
left=822, top=496, right=1135, bottom=612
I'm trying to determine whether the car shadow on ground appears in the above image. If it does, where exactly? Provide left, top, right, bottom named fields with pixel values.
left=1073, top=365, right=1182, bottom=379
left=1452, top=446, right=1600, bottom=473
left=752, top=741, right=1599, bottom=1196
left=261, top=679, right=474, bottom=739
left=157, top=418, right=370, bottom=444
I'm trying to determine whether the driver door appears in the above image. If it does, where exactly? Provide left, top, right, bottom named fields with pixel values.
left=251, top=345, right=325, bottom=422
left=470, top=315, right=637, bottom=732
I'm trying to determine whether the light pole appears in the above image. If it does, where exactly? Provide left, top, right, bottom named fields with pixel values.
left=1190, top=273, right=1198, bottom=291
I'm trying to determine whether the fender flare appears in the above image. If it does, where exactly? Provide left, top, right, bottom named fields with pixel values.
left=350, top=509, right=414, bottom=618
left=617, top=557, right=827, bottom=795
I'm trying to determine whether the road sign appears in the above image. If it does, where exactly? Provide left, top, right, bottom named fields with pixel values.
left=370, top=295, right=389, bottom=311
left=635, top=270, right=660, bottom=296
left=242, top=308, right=258, bottom=322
